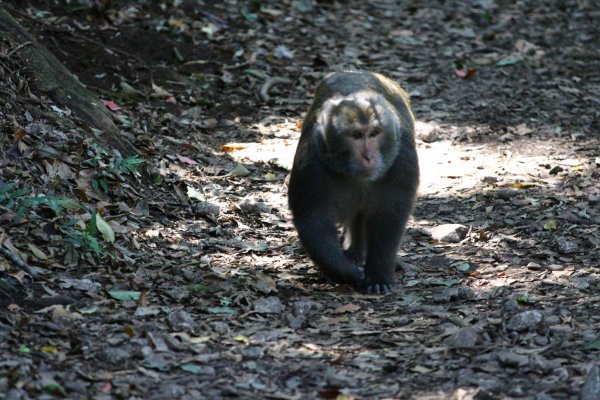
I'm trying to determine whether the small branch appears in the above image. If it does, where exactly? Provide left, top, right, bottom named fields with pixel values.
left=259, top=77, right=291, bottom=102
left=7, top=41, right=32, bottom=57
left=0, top=245, right=41, bottom=277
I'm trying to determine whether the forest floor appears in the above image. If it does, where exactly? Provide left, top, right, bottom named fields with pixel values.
left=1, top=1, right=600, bottom=399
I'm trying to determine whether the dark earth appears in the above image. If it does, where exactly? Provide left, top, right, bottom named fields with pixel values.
left=1, top=0, right=600, bottom=399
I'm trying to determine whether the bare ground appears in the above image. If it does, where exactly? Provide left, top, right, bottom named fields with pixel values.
left=1, top=1, right=600, bottom=399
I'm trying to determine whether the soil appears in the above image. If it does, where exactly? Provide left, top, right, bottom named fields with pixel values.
left=1, top=1, right=600, bottom=399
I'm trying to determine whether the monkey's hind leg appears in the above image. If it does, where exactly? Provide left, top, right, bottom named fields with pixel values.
left=342, top=213, right=367, bottom=266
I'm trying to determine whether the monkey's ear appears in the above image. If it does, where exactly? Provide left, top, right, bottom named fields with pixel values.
left=317, top=97, right=343, bottom=138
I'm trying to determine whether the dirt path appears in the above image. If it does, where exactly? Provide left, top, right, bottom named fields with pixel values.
left=1, top=1, right=599, bottom=398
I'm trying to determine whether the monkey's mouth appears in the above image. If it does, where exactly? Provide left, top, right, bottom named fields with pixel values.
left=357, top=167, right=383, bottom=181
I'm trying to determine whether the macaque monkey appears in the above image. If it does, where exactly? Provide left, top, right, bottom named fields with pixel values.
left=288, top=71, right=419, bottom=294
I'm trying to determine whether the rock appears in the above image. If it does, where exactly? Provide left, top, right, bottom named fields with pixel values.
left=167, top=310, right=196, bottom=333
left=95, top=347, right=131, bottom=365
left=581, top=364, right=600, bottom=400
left=292, top=299, right=314, bottom=317
left=427, top=224, right=469, bottom=243
left=446, top=327, right=478, bottom=349
left=254, top=296, right=283, bottom=314
left=497, top=351, right=529, bottom=367
left=555, top=236, right=579, bottom=254
left=432, top=287, right=475, bottom=303
left=415, top=120, right=440, bottom=143
left=194, top=202, right=220, bottom=217
left=506, top=310, right=544, bottom=332
left=239, top=346, right=264, bottom=360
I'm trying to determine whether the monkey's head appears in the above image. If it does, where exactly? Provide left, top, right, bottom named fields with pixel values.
left=318, top=92, right=401, bottom=181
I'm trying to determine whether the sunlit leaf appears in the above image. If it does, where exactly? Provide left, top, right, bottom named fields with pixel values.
left=411, top=365, right=434, bottom=374
left=180, top=364, right=203, bottom=374
left=233, top=335, right=249, bottom=345
left=27, top=243, right=47, bottom=260
left=187, top=186, right=206, bottom=202
left=543, top=220, right=557, bottom=230
left=190, top=336, right=211, bottom=344
left=207, top=307, right=238, bottom=315
left=108, top=290, right=141, bottom=301
left=229, top=164, right=250, bottom=177
left=41, top=346, right=58, bottom=354
left=77, top=306, right=97, bottom=315
left=511, top=181, right=541, bottom=189
left=96, top=213, right=115, bottom=243
left=496, top=56, right=521, bottom=66
left=221, top=143, right=246, bottom=152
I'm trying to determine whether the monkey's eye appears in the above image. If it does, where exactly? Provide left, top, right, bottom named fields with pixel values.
left=369, top=129, right=381, bottom=138
left=351, top=131, right=363, bottom=140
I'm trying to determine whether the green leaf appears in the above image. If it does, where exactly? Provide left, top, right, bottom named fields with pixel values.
left=108, top=290, right=141, bottom=301
left=584, top=339, right=600, bottom=350
left=207, top=307, right=238, bottom=315
left=496, top=56, right=522, bottom=66
left=96, top=213, right=115, bottom=243
left=43, top=383, right=64, bottom=395
left=516, top=295, right=530, bottom=304
left=454, top=262, right=471, bottom=272
left=19, top=344, right=30, bottom=354
left=543, top=220, right=557, bottom=230
left=186, top=284, right=209, bottom=292
left=180, top=364, right=203, bottom=374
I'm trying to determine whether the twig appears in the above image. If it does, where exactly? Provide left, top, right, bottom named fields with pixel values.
left=0, top=245, right=40, bottom=277
left=7, top=41, right=33, bottom=58
left=260, top=77, right=291, bottom=102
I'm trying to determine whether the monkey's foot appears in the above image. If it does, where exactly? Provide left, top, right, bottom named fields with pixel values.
left=361, top=280, right=396, bottom=295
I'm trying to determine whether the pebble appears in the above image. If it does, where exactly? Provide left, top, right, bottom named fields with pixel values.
left=428, top=224, right=469, bottom=243
left=506, top=310, right=544, bottom=332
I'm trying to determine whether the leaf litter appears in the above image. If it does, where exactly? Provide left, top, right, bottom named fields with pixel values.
left=0, top=0, right=599, bottom=398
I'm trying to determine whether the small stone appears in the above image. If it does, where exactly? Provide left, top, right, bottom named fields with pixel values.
left=292, top=300, right=314, bottom=317
left=239, top=346, right=264, bottom=360
left=555, top=236, right=579, bottom=254
left=446, top=327, right=478, bottom=349
left=581, top=364, right=600, bottom=400
left=238, top=200, right=270, bottom=215
left=549, top=165, right=564, bottom=175
left=167, top=310, right=196, bottom=333
left=497, top=351, right=529, bottom=367
left=506, top=310, right=544, bottom=332
left=95, top=347, right=131, bottom=365
left=544, top=315, right=561, bottom=325
left=415, top=120, right=440, bottom=143
left=481, top=176, right=498, bottom=184
left=254, top=296, right=283, bottom=314
left=194, top=202, right=220, bottom=217
left=428, top=224, right=469, bottom=243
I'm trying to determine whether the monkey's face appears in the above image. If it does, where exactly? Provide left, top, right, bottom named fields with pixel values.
left=320, top=94, right=399, bottom=181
